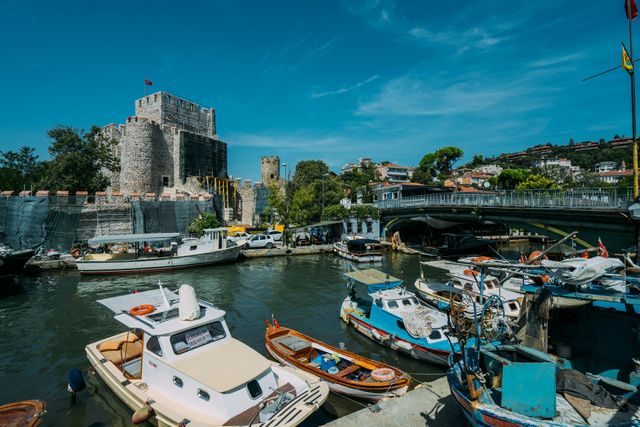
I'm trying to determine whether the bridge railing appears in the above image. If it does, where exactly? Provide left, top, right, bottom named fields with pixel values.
left=374, top=188, right=634, bottom=210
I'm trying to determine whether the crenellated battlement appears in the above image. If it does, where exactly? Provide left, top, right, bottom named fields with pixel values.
left=101, top=91, right=227, bottom=196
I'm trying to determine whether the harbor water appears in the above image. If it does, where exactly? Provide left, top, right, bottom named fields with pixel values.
left=0, top=252, right=449, bottom=426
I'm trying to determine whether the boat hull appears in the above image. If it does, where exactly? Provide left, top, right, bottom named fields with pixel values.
left=342, top=312, right=450, bottom=366
left=333, top=245, right=382, bottom=263
left=1, top=249, right=35, bottom=275
left=77, top=246, right=241, bottom=275
left=0, top=400, right=45, bottom=427
left=264, top=325, right=410, bottom=402
left=86, top=336, right=327, bottom=427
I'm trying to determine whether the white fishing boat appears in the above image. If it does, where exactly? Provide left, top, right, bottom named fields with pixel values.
left=85, top=284, right=329, bottom=427
left=76, top=229, right=242, bottom=275
left=333, top=238, right=382, bottom=263
left=415, top=260, right=522, bottom=318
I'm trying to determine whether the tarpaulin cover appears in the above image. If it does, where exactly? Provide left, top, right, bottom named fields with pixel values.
left=132, top=198, right=219, bottom=234
left=0, top=196, right=88, bottom=251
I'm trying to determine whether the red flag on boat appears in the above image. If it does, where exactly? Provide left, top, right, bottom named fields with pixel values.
left=626, top=0, right=638, bottom=20
left=598, top=238, right=609, bottom=258
left=144, top=79, right=153, bottom=86
left=272, top=314, right=280, bottom=328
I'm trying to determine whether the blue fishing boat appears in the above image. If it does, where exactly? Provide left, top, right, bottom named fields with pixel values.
left=339, top=268, right=456, bottom=366
left=447, top=265, right=640, bottom=426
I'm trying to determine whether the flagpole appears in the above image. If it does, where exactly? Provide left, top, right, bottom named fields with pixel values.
left=144, top=77, right=147, bottom=97
left=629, top=0, right=639, bottom=199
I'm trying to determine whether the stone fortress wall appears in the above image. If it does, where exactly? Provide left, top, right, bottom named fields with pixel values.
left=261, top=156, right=280, bottom=186
left=104, top=92, right=227, bottom=196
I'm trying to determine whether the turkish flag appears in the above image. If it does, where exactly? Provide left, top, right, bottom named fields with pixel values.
left=144, top=79, right=153, bottom=86
left=626, top=0, right=638, bottom=20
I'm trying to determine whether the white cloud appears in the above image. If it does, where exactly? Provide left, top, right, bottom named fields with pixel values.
left=355, top=72, right=554, bottom=118
left=408, top=26, right=507, bottom=49
left=311, top=75, right=380, bottom=98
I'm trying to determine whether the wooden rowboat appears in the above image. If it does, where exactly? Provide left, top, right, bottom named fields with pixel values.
left=0, top=400, right=46, bottom=427
left=265, top=321, right=411, bottom=402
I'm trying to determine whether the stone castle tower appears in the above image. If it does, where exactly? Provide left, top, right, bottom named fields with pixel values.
left=104, top=91, right=228, bottom=195
left=261, top=156, right=280, bottom=186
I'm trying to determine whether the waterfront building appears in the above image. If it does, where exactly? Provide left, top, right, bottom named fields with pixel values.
left=103, top=91, right=228, bottom=195
left=595, top=161, right=618, bottom=173
left=376, top=163, right=415, bottom=183
left=475, top=164, right=503, bottom=176
left=455, top=172, right=492, bottom=187
left=340, top=157, right=373, bottom=174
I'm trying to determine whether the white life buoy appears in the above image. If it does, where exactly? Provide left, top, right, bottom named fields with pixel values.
left=371, top=368, right=395, bottom=382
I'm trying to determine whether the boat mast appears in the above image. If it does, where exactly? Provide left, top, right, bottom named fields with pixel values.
left=627, top=0, right=639, bottom=199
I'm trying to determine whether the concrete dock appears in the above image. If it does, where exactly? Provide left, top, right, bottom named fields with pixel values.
left=23, top=255, right=77, bottom=272
left=241, top=244, right=333, bottom=258
left=323, top=376, right=466, bottom=427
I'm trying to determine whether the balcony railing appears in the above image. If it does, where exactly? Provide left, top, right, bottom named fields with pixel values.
left=374, top=188, right=634, bottom=210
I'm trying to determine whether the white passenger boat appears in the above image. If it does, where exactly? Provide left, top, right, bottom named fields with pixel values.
left=86, top=284, right=329, bottom=427
left=76, top=229, right=242, bottom=275
left=416, top=260, right=522, bottom=318
left=333, top=238, right=383, bottom=263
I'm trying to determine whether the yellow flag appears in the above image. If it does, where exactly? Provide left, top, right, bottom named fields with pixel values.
left=623, top=44, right=634, bottom=74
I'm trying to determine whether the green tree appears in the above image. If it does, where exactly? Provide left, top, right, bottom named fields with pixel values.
left=350, top=205, right=380, bottom=220
left=43, top=126, right=119, bottom=192
left=321, top=204, right=349, bottom=221
left=468, top=154, right=484, bottom=168
left=0, top=146, right=47, bottom=191
left=496, top=169, right=529, bottom=189
left=292, top=160, right=330, bottom=188
left=187, top=211, right=220, bottom=236
left=516, top=174, right=558, bottom=190
left=340, top=163, right=378, bottom=202
left=435, top=146, right=464, bottom=176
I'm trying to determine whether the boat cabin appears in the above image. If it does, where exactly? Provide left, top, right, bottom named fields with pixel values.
left=345, top=269, right=449, bottom=344
left=94, top=286, right=284, bottom=425
left=345, top=239, right=382, bottom=255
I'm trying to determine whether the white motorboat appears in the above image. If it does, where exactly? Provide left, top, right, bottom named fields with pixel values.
left=86, top=284, right=329, bottom=427
left=333, top=238, right=382, bottom=263
left=416, top=260, right=522, bottom=318
left=76, top=228, right=242, bottom=275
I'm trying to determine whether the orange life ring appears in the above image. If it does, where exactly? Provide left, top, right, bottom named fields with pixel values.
left=371, top=368, right=395, bottom=382
left=71, top=248, right=81, bottom=258
left=471, top=256, right=492, bottom=263
left=463, top=269, right=480, bottom=276
left=528, top=251, right=548, bottom=264
left=129, top=304, right=155, bottom=316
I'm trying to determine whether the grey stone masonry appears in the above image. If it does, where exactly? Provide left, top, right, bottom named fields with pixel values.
left=261, top=156, right=280, bottom=186
left=136, top=92, right=216, bottom=137
left=104, top=91, right=227, bottom=196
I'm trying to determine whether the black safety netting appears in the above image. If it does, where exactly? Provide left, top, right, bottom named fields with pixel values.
left=132, top=198, right=220, bottom=234
left=0, top=195, right=88, bottom=251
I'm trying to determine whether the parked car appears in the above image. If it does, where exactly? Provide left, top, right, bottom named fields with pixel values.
left=228, top=232, right=250, bottom=243
left=243, top=234, right=275, bottom=249
left=266, top=230, right=283, bottom=241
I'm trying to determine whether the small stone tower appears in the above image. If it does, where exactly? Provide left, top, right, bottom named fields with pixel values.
left=261, top=156, right=280, bottom=186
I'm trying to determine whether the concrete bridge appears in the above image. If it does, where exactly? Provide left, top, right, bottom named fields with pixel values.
left=376, top=188, right=639, bottom=252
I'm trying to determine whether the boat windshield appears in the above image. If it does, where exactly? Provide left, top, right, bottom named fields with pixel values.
left=170, top=321, right=226, bottom=355
left=146, top=306, right=206, bottom=323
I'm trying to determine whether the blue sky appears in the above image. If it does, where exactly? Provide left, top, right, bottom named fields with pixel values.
left=0, top=0, right=635, bottom=181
